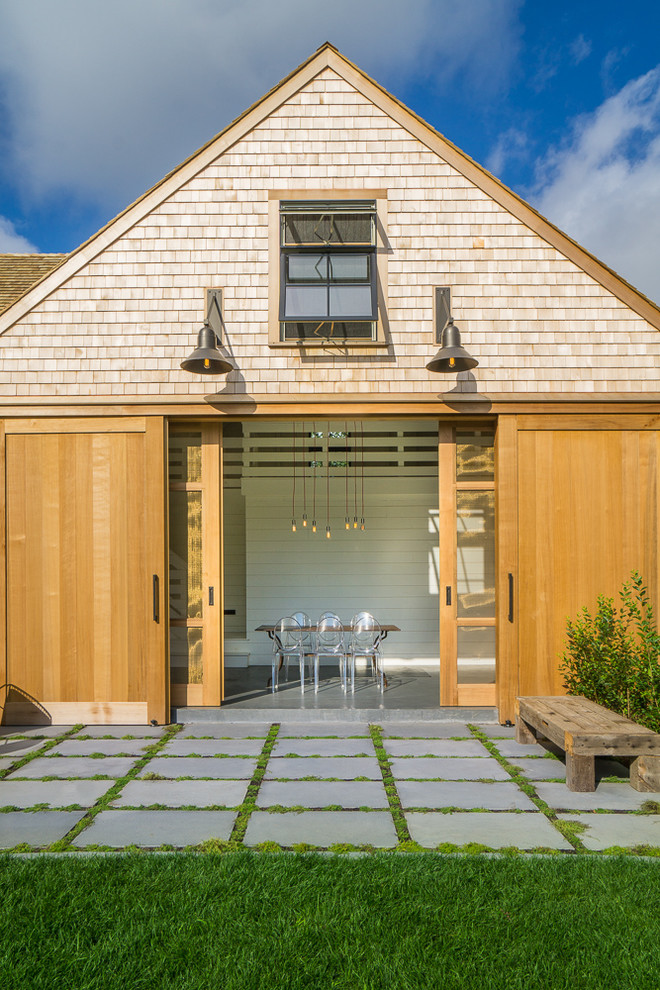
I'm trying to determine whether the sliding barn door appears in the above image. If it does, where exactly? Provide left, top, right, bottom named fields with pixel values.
left=3, top=418, right=168, bottom=725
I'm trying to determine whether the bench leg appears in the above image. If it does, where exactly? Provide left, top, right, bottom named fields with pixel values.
left=630, top=756, right=660, bottom=792
left=566, top=753, right=595, bottom=792
left=515, top=718, right=537, bottom=745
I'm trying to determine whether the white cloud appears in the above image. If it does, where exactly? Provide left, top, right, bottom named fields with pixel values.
left=0, top=0, right=521, bottom=212
left=531, top=67, right=660, bottom=303
left=569, top=34, right=591, bottom=66
left=0, top=216, right=38, bottom=252
left=486, top=127, right=529, bottom=177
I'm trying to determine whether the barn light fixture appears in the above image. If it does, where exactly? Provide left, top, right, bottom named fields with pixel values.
left=180, top=289, right=234, bottom=375
left=426, top=318, right=479, bottom=374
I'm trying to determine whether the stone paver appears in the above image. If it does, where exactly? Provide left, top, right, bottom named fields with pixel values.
left=180, top=723, right=269, bottom=739
left=0, top=759, right=17, bottom=773
left=8, top=757, right=137, bottom=779
left=72, top=809, right=237, bottom=848
left=159, top=739, right=264, bottom=757
left=141, top=757, right=257, bottom=779
left=558, top=814, right=660, bottom=850
left=0, top=780, right=114, bottom=808
left=406, top=812, right=573, bottom=850
left=271, top=739, right=375, bottom=758
left=389, top=757, right=508, bottom=781
left=257, top=780, right=389, bottom=808
left=245, top=811, right=397, bottom=848
left=471, top=724, right=516, bottom=738
left=506, top=758, right=567, bottom=780
left=278, top=721, right=370, bottom=737
left=397, top=781, right=536, bottom=811
left=264, top=757, right=381, bottom=780
left=494, top=740, right=562, bottom=759
left=72, top=725, right=166, bottom=738
left=382, top=722, right=471, bottom=738
left=0, top=811, right=86, bottom=848
left=111, top=779, right=248, bottom=808
left=50, top=739, right=153, bottom=757
left=0, top=739, right=49, bottom=759
left=384, top=739, right=486, bottom=758
left=0, top=726, right=74, bottom=739
left=537, top=782, right=660, bottom=811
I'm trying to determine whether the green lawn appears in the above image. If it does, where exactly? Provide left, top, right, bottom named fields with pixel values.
left=2, top=853, right=659, bottom=989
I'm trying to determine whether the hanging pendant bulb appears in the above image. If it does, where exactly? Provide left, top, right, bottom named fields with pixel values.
left=326, top=525, right=331, bottom=540
left=345, top=516, right=350, bottom=530
left=302, top=513, right=308, bottom=528
left=291, top=519, right=296, bottom=532
left=360, top=517, right=365, bottom=531
left=312, top=520, right=317, bottom=533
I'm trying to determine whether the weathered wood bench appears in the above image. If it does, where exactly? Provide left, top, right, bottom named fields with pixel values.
left=515, top=696, right=660, bottom=792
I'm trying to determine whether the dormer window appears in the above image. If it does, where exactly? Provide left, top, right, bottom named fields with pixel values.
left=279, top=200, right=377, bottom=341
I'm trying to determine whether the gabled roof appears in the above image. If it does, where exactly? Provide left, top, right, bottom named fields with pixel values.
left=1, top=42, right=659, bottom=333
left=0, top=253, right=67, bottom=314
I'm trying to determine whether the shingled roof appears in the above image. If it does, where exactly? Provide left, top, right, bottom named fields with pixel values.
left=0, top=253, right=67, bottom=314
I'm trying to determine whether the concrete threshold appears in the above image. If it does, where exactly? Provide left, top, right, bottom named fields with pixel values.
left=171, top=706, right=499, bottom=723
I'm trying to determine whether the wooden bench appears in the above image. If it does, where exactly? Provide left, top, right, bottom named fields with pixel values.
left=515, top=696, right=660, bottom=792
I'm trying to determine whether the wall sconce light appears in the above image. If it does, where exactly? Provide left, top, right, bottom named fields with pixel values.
left=180, top=289, right=234, bottom=375
left=426, top=286, right=479, bottom=374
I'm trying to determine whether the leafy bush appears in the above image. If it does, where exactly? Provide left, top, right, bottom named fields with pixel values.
left=560, top=571, right=660, bottom=732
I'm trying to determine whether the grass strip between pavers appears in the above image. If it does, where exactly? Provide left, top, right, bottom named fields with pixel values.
left=468, top=723, right=586, bottom=852
left=229, top=723, right=280, bottom=845
left=45, top=723, right=185, bottom=852
left=369, top=724, right=410, bottom=844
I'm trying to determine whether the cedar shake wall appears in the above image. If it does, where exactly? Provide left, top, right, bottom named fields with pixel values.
left=0, top=66, right=658, bottom=398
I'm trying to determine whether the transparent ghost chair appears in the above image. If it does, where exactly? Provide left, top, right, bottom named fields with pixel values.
left=271, top=616, right=307, bottom=693
left=290, top=611, right=315, bottom=680
left=313, top=613, right=348, bottom=692
left=349, top=612, right=384, bottom=692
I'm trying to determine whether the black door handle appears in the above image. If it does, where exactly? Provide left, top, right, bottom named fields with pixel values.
left=209, top=586, right=214, bottom=606
left=445, top=586, right=452, bottom=606
left=152, top=574, right=159, bottom=623
left=508, top=573, right=514, bottom=623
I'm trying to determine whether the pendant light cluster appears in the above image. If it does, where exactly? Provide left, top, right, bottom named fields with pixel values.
left=291, top=421, right=365, bottom=538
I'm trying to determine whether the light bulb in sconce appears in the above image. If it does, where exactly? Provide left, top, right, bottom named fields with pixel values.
left=312, top=520, right=317, bottom=533
left=291, top=519, right=296, bottom=532
left=204, top=358, right=211, bottom=369
left=326, top=525, right=331, bottom=539
left=302, top=513, right=308, bottom=528
left=449, top=356, right=455, bottom=369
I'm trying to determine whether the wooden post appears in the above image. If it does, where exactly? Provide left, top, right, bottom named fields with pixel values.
left=515, top=717, right=536, bottom=745
left=630, top=755, right=660, bottom=792
left=566, top=752, right=596, bottom=792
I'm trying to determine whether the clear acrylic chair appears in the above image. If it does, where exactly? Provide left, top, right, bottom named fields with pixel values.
left=271, top=616, right=306, bottom=693
left=349, top=613, right=384, bottom=692
left=291, top=611, right=315, bottom=678
left=313, top=613, right=347, bottom=692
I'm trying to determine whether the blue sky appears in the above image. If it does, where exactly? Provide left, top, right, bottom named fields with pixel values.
left=1, top=0, right=659, bottom=300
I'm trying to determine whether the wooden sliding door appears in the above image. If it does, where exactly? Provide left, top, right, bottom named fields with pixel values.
left=439, top=426, right=496, bottom=706
left=168, top=423, right=223, bottom=707
left=4, top=417, right=168, bottom=725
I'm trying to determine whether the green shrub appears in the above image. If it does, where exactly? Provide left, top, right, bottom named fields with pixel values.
left=560, top=571, right=660, bottom=732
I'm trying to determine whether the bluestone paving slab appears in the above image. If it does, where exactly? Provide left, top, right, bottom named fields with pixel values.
left=50, top=739, right=153, bottom=757
left=159, top=739, right=264, bottom=757
left=558, top=814, right=660, bottom=850
left=271, top=739, right=375, bottom=758
left=244, top=811, right=397, bottom=848
left=0, top=725, right=74, bottom=739
left=537, top=782, right=660, bottom=811
left=72, top=725, right=166, bottom=738
left=180, top=723, right=269, bottom=739
left=72, top=809, right=237, bottom=848
left=264, top=757, right=381, bottom=780
left=494, top=740, right=562, bottom=759
left=384, top=739, right=487, bottom=758
left=111, top=779, right=248, bottom=808
left=7, top=757, right=137, bottom=779
left=507, top=758, right=567, bottom=780
left=0, top=739, right=47, bottom=759
left=381, top=722, right=471, bottom=738
left=407, top=812, right=572, bottom=850
left=141, top=757, right=257, bottom=779
left=0, top=780, right=114, bottom=808
left=389, top=757, right=508, bottom=781
left=0, top=811, right=86, bottom=848
left=278, top=721, right=371, bottom=737
left=397, top=781, right=537, bottom=811
left=0, top=759, right=17, bottom=773
left=471, top=724, right=516, bottom=738
left=257, top=780, right=389, bottom=809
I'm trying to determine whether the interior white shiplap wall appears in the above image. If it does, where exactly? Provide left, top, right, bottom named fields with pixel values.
left=225, top=420, right=440, bottom=666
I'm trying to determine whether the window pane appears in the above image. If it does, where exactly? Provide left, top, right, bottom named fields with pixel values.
left=169, top=491, right=203, bottom=620
left=456, top=491, right=495, bottom=618
left=287, top=254, right=327, bottom=282
left=284, top=285, right=328, bottom=319
left=282, top=321, right=375, bottom=340
left=168, top=431, right=202, bottom=483
left=170, top=627, right=203, bottom=684
left=329, top=285, right=374, bottom=319
left=457, top=626, right=495, bottom=684
left=283, top=213, right=373, bottom=245
left=329, top=254, right=370, bottom=282
left=456, top=432, right=495, bottom=481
